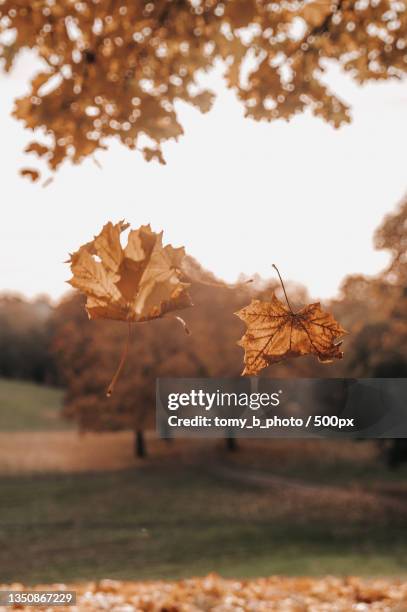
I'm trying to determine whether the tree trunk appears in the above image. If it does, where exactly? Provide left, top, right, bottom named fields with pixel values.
left=160, top=416, right=173, bottom=442
left=387, top=439, right=407, bottom=469
left=225, top=435, right=238, bottom=452
left=134, top=429, right=146, bottom=458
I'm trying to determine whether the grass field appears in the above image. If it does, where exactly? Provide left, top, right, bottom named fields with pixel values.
left=0, top=378, right=69, bottom=431
left=2, top=459, right=407, bottom=584
left=1, top=379, right=407, bottom=584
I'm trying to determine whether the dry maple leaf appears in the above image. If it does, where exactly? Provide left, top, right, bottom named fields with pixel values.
left=236, top=265, right=348, bottom=376
left=68, top=221, right=192, bottom=394
left=68, top=221, right=192, bottom=323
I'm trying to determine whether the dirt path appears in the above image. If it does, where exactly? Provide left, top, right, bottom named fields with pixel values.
left=1, top=431, right=406, bottom=516
left=0, top=431, right=214, bottom=474
left=210, top=461, right=407, bottom=517
left=0, top=431, right=138, bottom=474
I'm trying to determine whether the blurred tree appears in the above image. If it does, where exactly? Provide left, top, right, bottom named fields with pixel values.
left=0, top=0, right=406, bottom=179
left=334, top=196, right=407, bottom=468
left=0, top=294, right=57, bottom=383
left=336, top=196, right=407, bottom=379
left=51, top=257, right=313, bottom=456
left=50, top=197, right=407, bottom=462
left=51, top=260, right=243, bottom=455
left=374, top=196, right=407, bottom=286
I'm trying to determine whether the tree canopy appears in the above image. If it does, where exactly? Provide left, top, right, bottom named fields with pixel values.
left=1, top=0, right=406, bottom=179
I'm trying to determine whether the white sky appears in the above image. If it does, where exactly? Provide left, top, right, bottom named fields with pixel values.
left=0, top=52, right=406, bottom=302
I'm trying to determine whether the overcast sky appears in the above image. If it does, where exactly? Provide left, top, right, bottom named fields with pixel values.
left=0, top=51, right=406, bottom=303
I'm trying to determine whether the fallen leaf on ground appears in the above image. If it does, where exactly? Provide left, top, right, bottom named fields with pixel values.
left=3, top=575, right=407, bottom=611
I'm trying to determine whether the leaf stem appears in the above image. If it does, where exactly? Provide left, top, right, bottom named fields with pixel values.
left=272, top=264, right=294, bottom=313
left=173, top=315, right=191, bottom=335
left=106, top=321, right=132, bottom=397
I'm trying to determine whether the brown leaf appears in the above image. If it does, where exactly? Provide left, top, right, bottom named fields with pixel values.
left=68, top=221, right=192, bottom=323
left=224, top=0, right=257, bottom=29
left=236, top=296, right=348, bottom=376
left=24, top=142, right=49, bottom=157
left=20, top=168, right=40, bottom=182
left=141, top=147, right=166, bottom=165
left=189, top=91, right=215, bottom=113
left=300, top=2, right=332, bottom=28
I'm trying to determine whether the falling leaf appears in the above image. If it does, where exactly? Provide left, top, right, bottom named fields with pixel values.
left=68, top=221, right=192, bottom=323
left=236, top=266, right=348, bottom=375
left=68, top=221, right=192, bottom=395
left=20, top=168, right=40, bottom=182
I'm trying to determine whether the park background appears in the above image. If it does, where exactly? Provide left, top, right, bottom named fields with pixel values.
left=0, top=0, right=407, bottom=607
left=0, top=195, right=406, bottom=586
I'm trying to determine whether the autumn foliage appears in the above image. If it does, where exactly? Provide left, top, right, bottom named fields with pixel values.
left=0, top=0, right=406, bottom=179
left=3, top=575, right=407, bottom=610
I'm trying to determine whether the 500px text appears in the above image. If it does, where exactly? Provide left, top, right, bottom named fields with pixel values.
left=167, top=415, right=355, bottom=429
